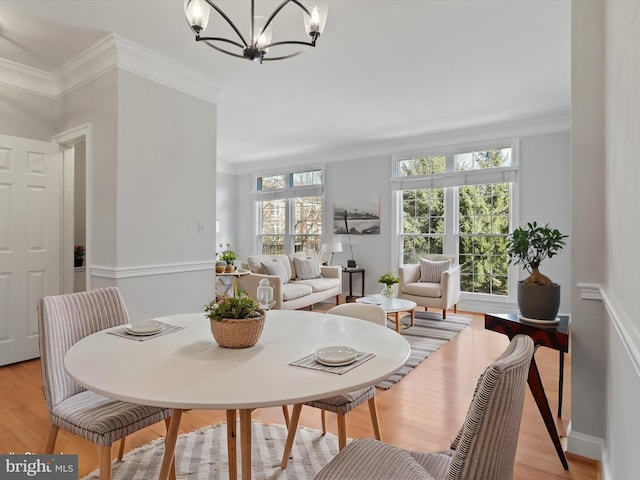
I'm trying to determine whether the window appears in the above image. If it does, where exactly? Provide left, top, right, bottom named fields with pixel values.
left=256, top=169, right=323, bottom=255
left=393, top=144, right=517, bottom=297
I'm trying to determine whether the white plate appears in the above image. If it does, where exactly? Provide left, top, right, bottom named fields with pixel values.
left=126, top=320, right=164, bottom=335
left=315, top=346, right=358, bottom=366
left=519, top=316, right=560, bottom=325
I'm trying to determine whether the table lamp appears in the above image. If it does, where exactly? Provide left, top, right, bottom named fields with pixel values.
left=322, top=242, right=343, bottom=266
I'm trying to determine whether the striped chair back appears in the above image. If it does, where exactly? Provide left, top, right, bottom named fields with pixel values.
left=37, top=287, right=130, bottom=411
left=447, top=334, right=534, bottom=480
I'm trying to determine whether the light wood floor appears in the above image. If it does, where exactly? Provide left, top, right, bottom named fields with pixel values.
left=0, top=304, right=600, bottom=479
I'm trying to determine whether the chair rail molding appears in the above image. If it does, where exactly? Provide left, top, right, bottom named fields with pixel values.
left=91, top=261, right=214, bottom=279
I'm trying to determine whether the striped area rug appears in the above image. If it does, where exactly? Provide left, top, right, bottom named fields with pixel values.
left=376, top=311, right=471, bottom=390
left=82, top=422, right=338, bottom=480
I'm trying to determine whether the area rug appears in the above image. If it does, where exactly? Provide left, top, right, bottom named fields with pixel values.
left=82, top=422, right=339, bottom=480
left=376, top=311, right=471, bottom=390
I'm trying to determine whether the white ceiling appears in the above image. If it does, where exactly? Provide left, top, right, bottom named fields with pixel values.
left=0, top=0, right=571, bottom=168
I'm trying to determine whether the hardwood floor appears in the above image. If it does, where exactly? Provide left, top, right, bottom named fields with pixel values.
left=0, top=304, right=600, bottom=479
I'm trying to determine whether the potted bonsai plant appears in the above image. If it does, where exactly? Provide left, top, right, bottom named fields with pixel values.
left=205, top=292, right=265, bottom=348
left=507, top=221, right=568, bottom=320
left=378, top=273, right=400, bottom=299
left=218, top=242, right=238, bottom=272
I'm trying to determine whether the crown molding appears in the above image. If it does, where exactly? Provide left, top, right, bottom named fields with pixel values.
left=0, top=57, right=56, bottom=97
left=227, top=111, right=571, bottom=176
left=112, top=34, right=221, bottom=103
left=0, top=34, right=221, bottom=102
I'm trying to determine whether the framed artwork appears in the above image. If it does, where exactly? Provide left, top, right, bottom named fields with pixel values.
left=334, top=198, right=380, bottom=235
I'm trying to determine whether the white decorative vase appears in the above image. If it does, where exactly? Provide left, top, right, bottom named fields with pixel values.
left=382, top=284, right=396, bottom=299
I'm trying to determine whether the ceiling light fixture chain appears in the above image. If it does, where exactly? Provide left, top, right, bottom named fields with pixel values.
left=184, top=0, right=328, bottom=63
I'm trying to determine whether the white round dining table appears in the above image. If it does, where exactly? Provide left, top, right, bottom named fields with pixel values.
left=64, top=309, right=410, bottom=480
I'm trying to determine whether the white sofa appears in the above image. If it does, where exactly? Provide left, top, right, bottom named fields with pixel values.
left=238, top=253, right=342, bottom=310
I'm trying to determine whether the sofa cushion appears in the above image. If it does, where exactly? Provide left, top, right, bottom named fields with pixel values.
left=420, top=258, right=451, bottom=283
left=292, top=277, right=339, bottom=293
left=403, top=282, right=442, bottom=298
left=293, top=256, right=321, bottom=280
left=261, top=260, right=289, bottom=285
left=248, top=255, right=293, bottom=280
left=282, top=283, right=313, bottom=301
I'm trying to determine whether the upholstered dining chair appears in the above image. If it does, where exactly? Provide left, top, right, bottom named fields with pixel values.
left=38, top=287, right=172, bottom=480
left=280, top=303, right=388, bottom=469
left=313, top=334, right=535, bottom=480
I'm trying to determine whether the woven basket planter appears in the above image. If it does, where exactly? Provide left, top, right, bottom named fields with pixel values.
left=210, top=315, right=265, bottom=348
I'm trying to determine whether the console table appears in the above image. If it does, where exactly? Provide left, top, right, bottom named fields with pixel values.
left=342, top=267, right=365, bottom=301
left=484, top=313, right=570, bottom=470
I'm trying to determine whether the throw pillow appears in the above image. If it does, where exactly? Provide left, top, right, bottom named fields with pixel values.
left=293, top=257, right=321, bottom=280
left=420, top=258, right=451, bottom=283
left=261, top=260, right=289, bottom=285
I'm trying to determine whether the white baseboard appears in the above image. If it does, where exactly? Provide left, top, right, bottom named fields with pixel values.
left=567, top=428, right=604, bottom=461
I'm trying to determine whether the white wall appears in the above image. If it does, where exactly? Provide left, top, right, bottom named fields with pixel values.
left=74, top=140, right=86, bottom=249
left=229, top=126, right=571, bottom=311
left=216, top=171, right=239, bottom=254
left=113, top=70, right=217, bottom=319
left=0, top=84, right=58, bottom=140
left=568, top=0, right=608, bottom=460
left=57, top=69, right=120, bottom=269
left=601, top=1, right=640, bottom=478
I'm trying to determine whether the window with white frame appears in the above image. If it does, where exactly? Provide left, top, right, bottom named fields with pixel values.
left=392, top=143, right=517, bottom=297
left=255, top=169, right=323, bottom=255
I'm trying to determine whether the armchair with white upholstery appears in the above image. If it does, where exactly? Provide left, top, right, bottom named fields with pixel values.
left=398, top=254, right=461, bottom=319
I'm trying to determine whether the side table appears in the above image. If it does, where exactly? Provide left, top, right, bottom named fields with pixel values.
left=484, top=313, right=570, bottom=470
left=342, top=267, right=365, bottom=302
left=215, top=268, right=250, bottom=298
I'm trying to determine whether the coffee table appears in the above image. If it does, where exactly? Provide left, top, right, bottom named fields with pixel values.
left=356, top=295, right=417, bottom=332
left=64, top=310, right=410, bottom=480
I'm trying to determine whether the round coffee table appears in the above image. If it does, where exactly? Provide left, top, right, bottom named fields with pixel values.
left=356, top=295, right=417, bottom=332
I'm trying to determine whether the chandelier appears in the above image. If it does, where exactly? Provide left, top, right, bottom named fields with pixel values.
left=184, top=0, right=329, bottom=63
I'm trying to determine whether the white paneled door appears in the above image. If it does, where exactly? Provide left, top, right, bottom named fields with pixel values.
left=0, top=134, right=61, bottom=366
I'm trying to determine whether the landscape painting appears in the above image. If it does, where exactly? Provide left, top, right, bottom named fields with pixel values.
left=334, top=199, right=380, bottom=235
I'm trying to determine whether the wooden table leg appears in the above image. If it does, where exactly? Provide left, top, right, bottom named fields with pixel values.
left=395, top=312, right=400, bottom=333
left=226, top=410, right=237, bottom=480
left=158, top=408, right=183, bottom=480
left=558, top=351, right=564, bottom=417
left=239, top=409, right=252, bottom=480
left=410, top=308, right=415, bottom=327
left=528, top=356, right=569, bottom=470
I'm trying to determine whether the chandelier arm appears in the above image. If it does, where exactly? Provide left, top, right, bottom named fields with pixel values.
left=261, top=0, right=296, bottom=34
left=290, top=0, right=312, bottom=17
left=262, top=39, right=316, bottom=51
left=200, top=40, right=250, bottom=60
left=196, top=36, right=246, bottom=50
left=260, top=46, right=311, bottom=61
left=203, top=0, right=249, bottom=48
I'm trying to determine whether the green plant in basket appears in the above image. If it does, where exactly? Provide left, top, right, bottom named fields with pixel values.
left=378, top=273, right=400, bottom=286
left=205, top=292, right=264, bottom=322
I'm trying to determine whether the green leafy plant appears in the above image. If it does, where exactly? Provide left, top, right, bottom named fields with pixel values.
left=217, top=242, right=238, bottom=263
left=378, top=273, right=400, bottom=286
left=205, top=293, right=264, bottom=322
left=506, top=221, right=568, bottom=286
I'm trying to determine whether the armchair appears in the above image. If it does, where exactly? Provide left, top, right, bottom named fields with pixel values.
left=398, top=254, right=461, bottom=319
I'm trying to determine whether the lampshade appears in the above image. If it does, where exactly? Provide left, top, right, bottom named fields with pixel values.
left=323, top=242, right=343, bottom=253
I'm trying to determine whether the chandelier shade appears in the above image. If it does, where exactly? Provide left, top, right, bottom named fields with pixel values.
left=184, top=0, right=328, bottom=63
